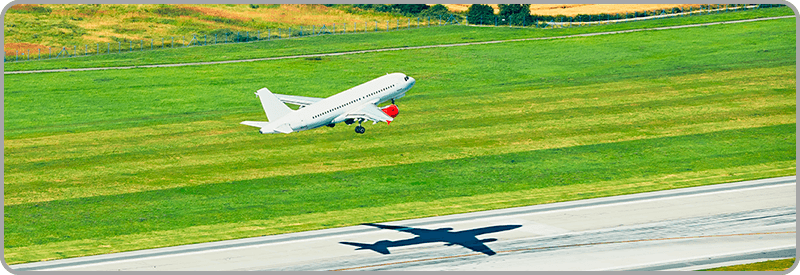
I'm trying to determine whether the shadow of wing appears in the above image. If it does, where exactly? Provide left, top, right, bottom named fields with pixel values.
left=456, top=224, right=522, bottom=236
left=458, top=240, right=497, bottom=256
left=362, top=223, right=418, bottom=232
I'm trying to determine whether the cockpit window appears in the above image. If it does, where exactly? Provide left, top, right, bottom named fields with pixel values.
left=404, top=76, right=409, bottom=81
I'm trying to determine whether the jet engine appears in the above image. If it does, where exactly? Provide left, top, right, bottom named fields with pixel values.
left=381, top=104, right=399, bottom=118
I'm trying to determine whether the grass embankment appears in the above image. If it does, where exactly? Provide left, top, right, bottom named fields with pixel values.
left=4, top=4, right=403, bottom=55
left=701, top=258, right=796, bottom=271
left=3, top=18, right=796, bottom=264
left=3, top=6, right=793, bottom=71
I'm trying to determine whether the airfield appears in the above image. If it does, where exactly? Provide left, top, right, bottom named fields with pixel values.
left=10, top=176, right=795, bottom=271
left=3, top=6, right=796, bottom=271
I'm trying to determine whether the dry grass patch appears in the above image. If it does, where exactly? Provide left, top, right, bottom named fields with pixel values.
left=4, top=43, right=51, bottom=56
left=4, top=4, right=405, bottom=52
left=180, top=5, right=251, bottom=22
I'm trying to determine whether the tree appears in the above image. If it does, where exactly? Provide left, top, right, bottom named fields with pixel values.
left=391, top=4, right=428, bottom=14
left=420, top=4, right=449, bottom=17
left=467, top=4, right=494, bottom=25
left=498, top=4, right=530, bottom=17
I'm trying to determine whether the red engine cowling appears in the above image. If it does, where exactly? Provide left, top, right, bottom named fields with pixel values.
left=381, top=104, right=399, bottom=118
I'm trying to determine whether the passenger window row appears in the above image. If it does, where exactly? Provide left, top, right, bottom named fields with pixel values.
left=313, top=84, right=396, bottom=119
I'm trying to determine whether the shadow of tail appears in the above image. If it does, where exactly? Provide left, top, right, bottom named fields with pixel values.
left=340, top=241, right=391, bottom=254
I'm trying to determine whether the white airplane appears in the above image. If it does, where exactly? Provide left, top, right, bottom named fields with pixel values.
left=241, top=73, right=415, bottom=134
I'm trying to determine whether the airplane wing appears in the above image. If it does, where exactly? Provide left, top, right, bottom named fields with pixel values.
left=344, top=105, right=394, bottom=124
left=274, top=93, right=323, bottom=107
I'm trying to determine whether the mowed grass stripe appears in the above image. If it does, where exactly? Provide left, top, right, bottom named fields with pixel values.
left=4, top=65, right=794, bottom=205
left=6, top=162, right=795, bottom=265
left=4, top=64, right=792, bottom=151
left=5, top=67, right=792, bottom=162
left=4, top=124, right=795, bottom=263
left=4, top=18, right=794, bottom=138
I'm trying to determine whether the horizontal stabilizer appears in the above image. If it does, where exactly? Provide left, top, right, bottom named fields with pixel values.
left=273, top=123, right=293, bottom=134
left=240, top=121, right=293, bottom=134
left=241, top=121, right=271, bottom=128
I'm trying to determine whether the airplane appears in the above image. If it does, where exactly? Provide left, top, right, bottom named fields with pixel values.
left=340, top=223, right=522, bottom=256
left=241, top=73, right=415, bottom=134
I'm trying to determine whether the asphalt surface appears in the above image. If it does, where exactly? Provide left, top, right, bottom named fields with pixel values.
left=4, top=15, right=795, bottom=75
left=10, top=176, right=795, bottom=271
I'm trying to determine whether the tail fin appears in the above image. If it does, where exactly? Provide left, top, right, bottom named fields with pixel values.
left=256, top=88, right=293, bottom=121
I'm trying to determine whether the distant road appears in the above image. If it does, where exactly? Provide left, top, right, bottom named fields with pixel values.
left=10, top=176, right=795, bottom=271
left=4, top=15, right=794, bottom=75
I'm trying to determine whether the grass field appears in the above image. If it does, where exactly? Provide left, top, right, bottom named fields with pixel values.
left=3, top=16, right=796, bottom=264
left=700, top=258, right=795, bottom=271
left=4, top=7, right=793, bottom=71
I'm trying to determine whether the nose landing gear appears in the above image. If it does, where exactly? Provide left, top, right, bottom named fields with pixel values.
left=354, top=119, right=366, bottom=134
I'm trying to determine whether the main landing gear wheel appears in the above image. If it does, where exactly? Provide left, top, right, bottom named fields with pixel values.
left=355, top=119, right=366, bottom=134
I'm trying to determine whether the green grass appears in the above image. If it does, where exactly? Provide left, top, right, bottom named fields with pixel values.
left=700, top=258, right=795, bottom=271
left=3, top=17, right=796, bottom=264
left=3, top=6, right=794, bottom=71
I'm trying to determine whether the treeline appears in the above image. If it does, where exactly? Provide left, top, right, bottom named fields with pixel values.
left=332, top=4, right=461, bottom=19
left=466, top=4, right=787, bottom=26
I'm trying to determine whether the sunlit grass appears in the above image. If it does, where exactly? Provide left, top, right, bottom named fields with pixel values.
left=700, top=258, right=795, bottom=271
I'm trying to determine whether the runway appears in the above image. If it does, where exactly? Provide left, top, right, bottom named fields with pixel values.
left=10, top=176, right=795, bottom=271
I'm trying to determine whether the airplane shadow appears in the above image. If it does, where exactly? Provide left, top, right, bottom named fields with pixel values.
left=340, top=223, right=522, bottom=256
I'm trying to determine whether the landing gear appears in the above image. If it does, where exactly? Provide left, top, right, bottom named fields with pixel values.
left=391, top=98, right=395, bottom=105
left=354, top=119, right=366, bottom=134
